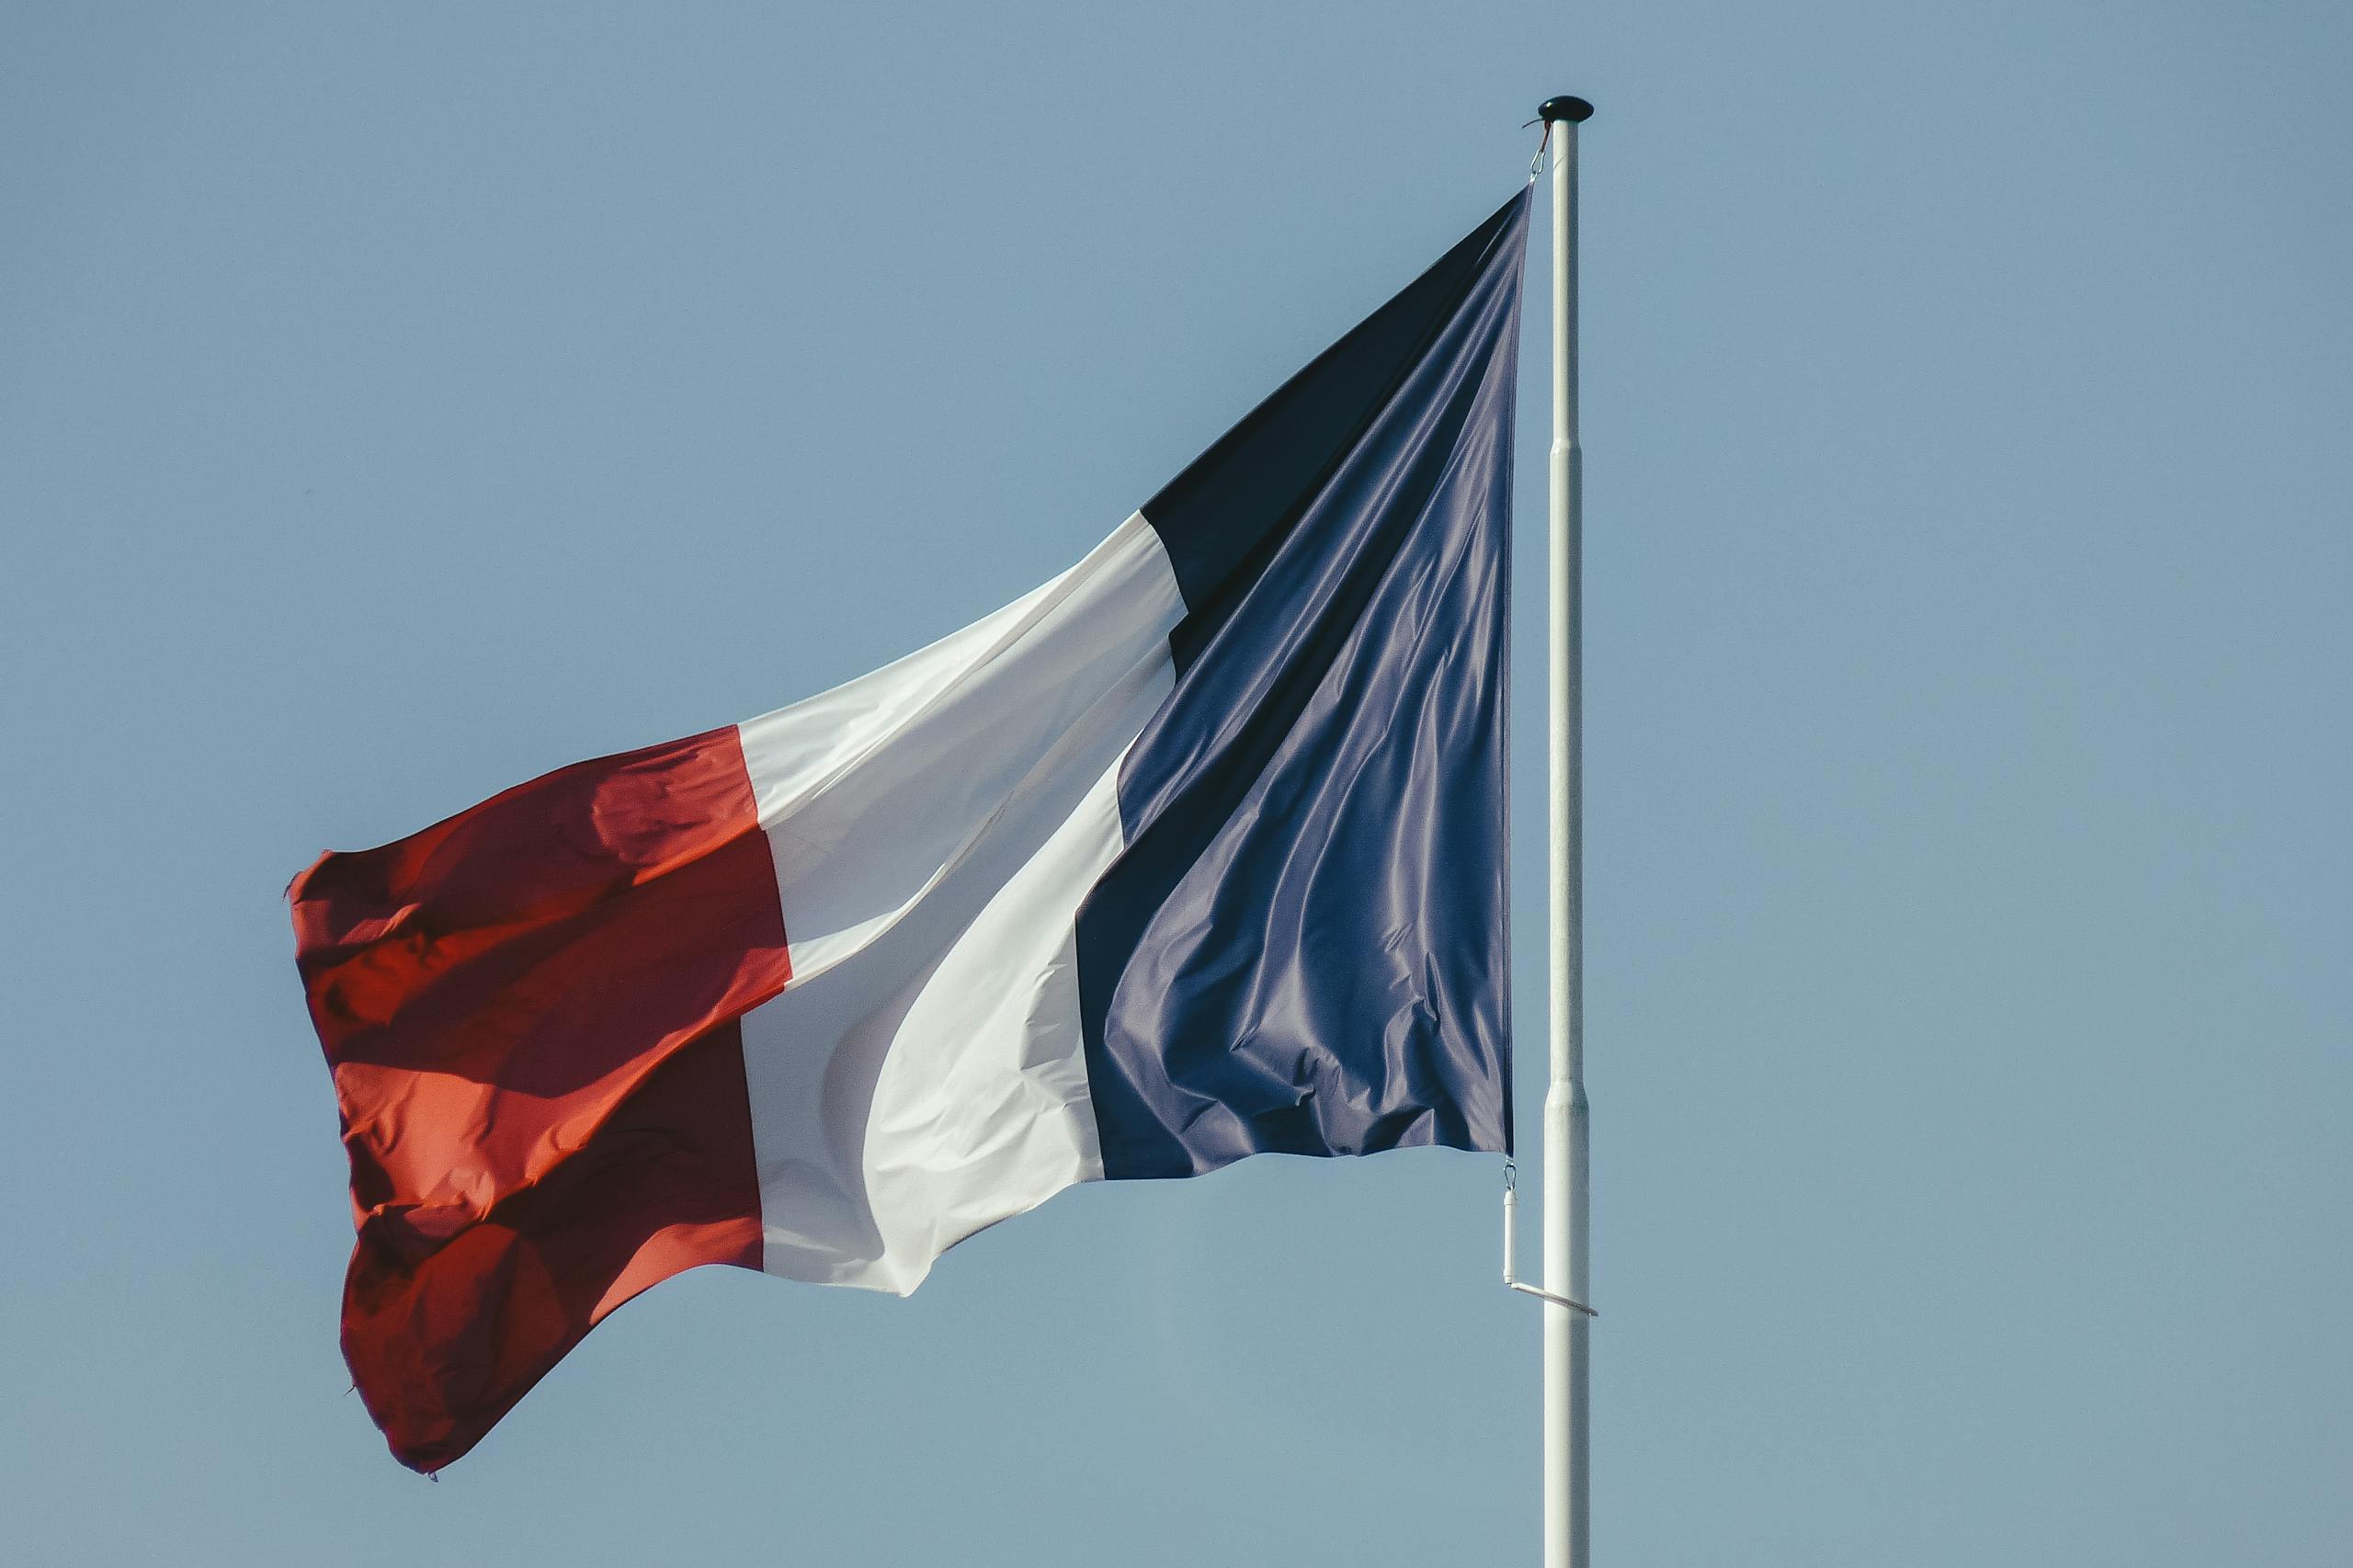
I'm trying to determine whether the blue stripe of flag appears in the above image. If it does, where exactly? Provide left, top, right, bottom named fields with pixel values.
left=1077, top=191, right=1529, bottom=1180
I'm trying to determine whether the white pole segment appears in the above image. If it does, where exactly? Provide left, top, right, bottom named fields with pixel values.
left=1539, top=93, right=1593, bottom=1568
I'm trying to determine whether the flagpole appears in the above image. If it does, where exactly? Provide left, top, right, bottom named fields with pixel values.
left=1539, top=91, right=1594, bottom=1568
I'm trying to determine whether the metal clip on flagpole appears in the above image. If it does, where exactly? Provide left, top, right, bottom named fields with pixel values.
left=1503, top=1163, right=1595, bottom=1315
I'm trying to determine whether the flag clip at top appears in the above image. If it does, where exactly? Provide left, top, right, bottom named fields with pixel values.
left=1529, top=95, right=1596, bottom=177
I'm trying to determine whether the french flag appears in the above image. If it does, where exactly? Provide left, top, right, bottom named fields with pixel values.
left=290, top=190, right=1529, bottom=1471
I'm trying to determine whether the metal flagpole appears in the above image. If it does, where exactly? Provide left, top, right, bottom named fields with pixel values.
left=1540, top=91, right=1594, bottom=1568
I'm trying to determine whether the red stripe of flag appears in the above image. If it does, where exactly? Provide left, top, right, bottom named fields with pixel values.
left=290, top=725, right=790, bottom=1471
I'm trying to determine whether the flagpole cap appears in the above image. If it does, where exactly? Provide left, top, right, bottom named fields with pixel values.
left=1538, top=96, right=1596, bottom=124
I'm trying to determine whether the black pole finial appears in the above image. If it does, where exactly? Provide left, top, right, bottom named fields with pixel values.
left=1538, top=96, right=1596, bottom=124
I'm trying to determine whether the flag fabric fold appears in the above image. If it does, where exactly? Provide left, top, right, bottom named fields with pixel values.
left=290, top=188, right=1529, bottom=1471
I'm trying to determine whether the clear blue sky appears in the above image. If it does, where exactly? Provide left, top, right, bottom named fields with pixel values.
left=4, top=4, right=2347, bottom=1564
